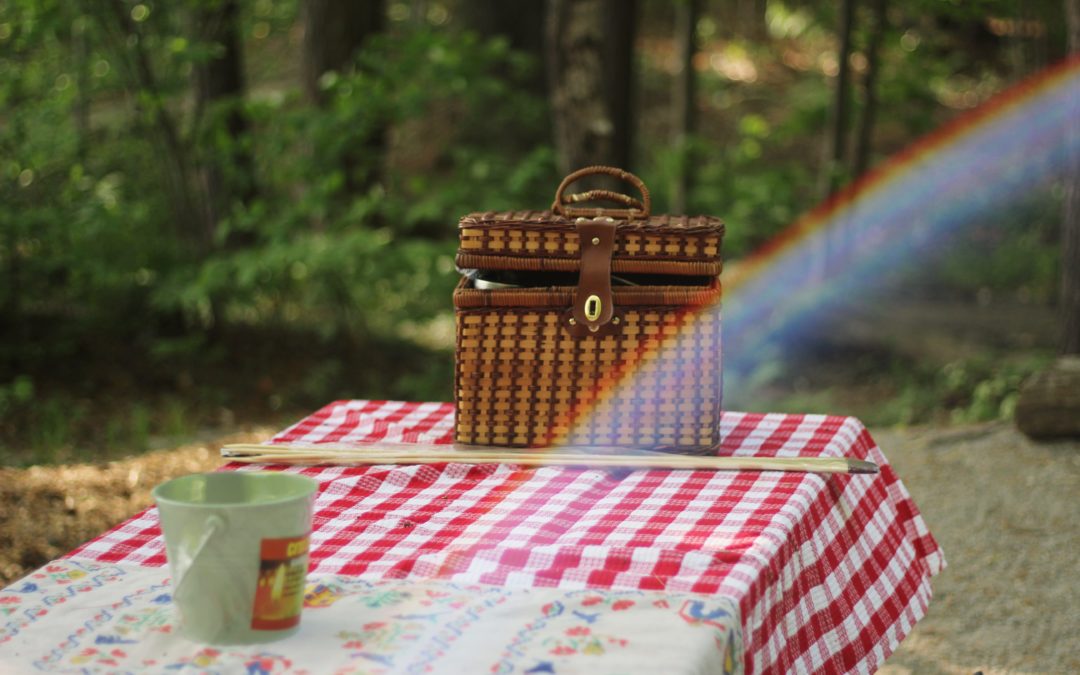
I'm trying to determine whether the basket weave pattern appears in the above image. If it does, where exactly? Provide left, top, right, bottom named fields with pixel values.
left=454, top=288, right=722, bottom=452
left=458, top=211, right=722, bottom=271
left=453, top=166, right=724, bottom=454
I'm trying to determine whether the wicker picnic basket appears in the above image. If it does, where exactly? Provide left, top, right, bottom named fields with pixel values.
left=453, top=166, right=724, bottom=454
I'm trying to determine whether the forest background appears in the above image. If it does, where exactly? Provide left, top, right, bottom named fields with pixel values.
left=1, top=0, right=1078, bottom=466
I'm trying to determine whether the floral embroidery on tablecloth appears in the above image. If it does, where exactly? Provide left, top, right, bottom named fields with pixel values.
left=303, top=576, right=511, bottom=674
left=160, top=648, right=295, bottom=673
left=678, top=598, right=734, bottom=628
left=4, top=562, right=742, bottom=674
left=495, top=592, right=630, bottom=674
left=542, top=624, right=629, bottom=657
left=0, top=560, right=127, bottom=645
left=0, top=594, right=20, bottom=617
left=720, top=627, right=739, bottom=674
left=66, top=646, right=130, bottom=668
left=493, top=589, right=741, bottom=675
left=333, top=620, right=426, bottom=672
left=33, top=578, right=172, bottom=670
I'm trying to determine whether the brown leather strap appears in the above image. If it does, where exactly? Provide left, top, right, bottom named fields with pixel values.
left=567, top=218, right=617, bottom=335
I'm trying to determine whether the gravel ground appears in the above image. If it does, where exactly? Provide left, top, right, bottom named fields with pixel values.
left=877, top=423, right=1080, bottom=675
left=1, top=423, right=1077, bottom=673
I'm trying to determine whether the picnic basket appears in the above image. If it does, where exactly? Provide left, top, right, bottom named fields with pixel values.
left=453, top=166, right=724, bottom=454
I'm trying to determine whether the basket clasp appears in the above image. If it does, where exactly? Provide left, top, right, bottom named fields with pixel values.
left=565, top=217, right=618, bottom=336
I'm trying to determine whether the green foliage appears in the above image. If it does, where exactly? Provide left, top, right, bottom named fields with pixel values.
left=1, top=5, right=555, bottom=461
left=928, top=198, right=1061, bottom=302
left=1, top=0, right=190, bottom=354
left=904, top=353, right=1050, bottom=425
left=933, top=356, right=1046, bottom=424
left=731, top=349, right=1054, bottom=428
left=646, top=122, right=812, bottom=257
left=1, top=6, right=552, bottom=350
left=0, top=376, right=35, bottom=422
left=160, top=27, right=554, bottom=337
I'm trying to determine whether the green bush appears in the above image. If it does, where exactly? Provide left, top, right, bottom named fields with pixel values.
left=0, top=13, right=556, bottom=458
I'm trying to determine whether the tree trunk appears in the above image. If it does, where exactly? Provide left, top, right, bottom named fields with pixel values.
left=1016, top=0, right=1080, bottom=438
left=73, top=16, right=92, bottom=161
left=302, top=0, right=385, bottom=104
left=411, top=0, right=428, bottom=25
left=458, top=0, right=546, bottom=88
left=739, top=0, right=768, bottom=41
left=819, top=0, right=856, bottom=199
left=1062, top=0, right=1080, bottom=354
left=193, top=0, right=256, bottom=247
left=602, top=0, right=637, bottom=172
left=457, top=0, right=548, bottom=149
left=546, top=0, right=637, bottom=176
left=671, top=0, right=699, bottom=213
left=853, top=0, right=886, bottom=177
left=97, top=0, right=206, bottom=248
left=301, top=0, right=386, bottom=196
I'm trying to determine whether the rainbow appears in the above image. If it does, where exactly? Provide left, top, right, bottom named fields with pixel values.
left=565, top=55, right=1080, bottom=444
left=722, top=55, right=1080, bottom=371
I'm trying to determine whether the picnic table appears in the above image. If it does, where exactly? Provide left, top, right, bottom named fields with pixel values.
left=0, top=400, right=943, bottom=674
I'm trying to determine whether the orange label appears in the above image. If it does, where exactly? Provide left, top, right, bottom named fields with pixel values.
left=251, top=535, right=309, bottom=631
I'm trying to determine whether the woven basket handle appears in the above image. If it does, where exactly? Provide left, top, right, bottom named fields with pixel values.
left=552, top=165, right=651, bottom=219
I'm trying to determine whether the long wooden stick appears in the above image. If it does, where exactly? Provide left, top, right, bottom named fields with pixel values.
left=221, top=443, right=878, bottom=475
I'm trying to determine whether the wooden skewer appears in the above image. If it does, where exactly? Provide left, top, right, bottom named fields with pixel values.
left=221, top=443, right=878, bottom=475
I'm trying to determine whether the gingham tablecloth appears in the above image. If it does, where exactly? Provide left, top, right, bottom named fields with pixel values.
left=24, top=400, right=941, bottom=673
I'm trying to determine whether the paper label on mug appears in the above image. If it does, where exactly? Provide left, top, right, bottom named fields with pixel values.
left=251, top=535, right=309, bottom=631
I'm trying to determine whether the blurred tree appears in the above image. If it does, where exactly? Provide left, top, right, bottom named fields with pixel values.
left=455, top=0, right=550, bottom=157
left=546, top=0, right=637, bottom=174
left=1017, top=40, right=1080, bottom=445
left=301, top=0, right=386, bottom=197
left=458, top=0, right=547, bottom=92
left=302, top=0, right=384, bottom=104
left=603, top=0, right=636, bottom=171
left=1063, top=0, right=1080, bottom=353
left=671, top=0, right=699, bottom=213
left=95, top=0, right=206, bottom=246
left=705, top=0, right=765, bottom=41
left=192, top=0, right=256, bottom=246
left=853, top=0, right=887, bottom=177
left=739, top=0, right=768, bottom=41
left=73, top=15, right=92, bottom=160
left=819, top=0, right=856, bottom=198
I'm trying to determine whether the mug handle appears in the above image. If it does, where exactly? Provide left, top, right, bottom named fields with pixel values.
left=172, top=513, right=226, bottom=594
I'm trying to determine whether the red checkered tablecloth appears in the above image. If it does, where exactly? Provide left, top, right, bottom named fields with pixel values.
left=69, top=400, right=943, bottom=674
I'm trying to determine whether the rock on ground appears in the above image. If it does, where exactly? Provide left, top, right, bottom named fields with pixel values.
left=1015, top=355, right=1080, bottom=439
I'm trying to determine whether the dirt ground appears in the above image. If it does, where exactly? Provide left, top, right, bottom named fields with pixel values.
left=0, top=430, right=268, bottom=585
left=1, top=423, right=1077, bottom=674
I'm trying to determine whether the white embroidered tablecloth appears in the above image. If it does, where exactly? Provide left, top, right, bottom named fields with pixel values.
left=1, top=559, right=740, bottom=674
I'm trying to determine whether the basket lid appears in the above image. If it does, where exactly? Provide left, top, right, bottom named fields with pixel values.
left=458, top=166, right=723, bottom=276
left=457, top=210, right=724, bottom=276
